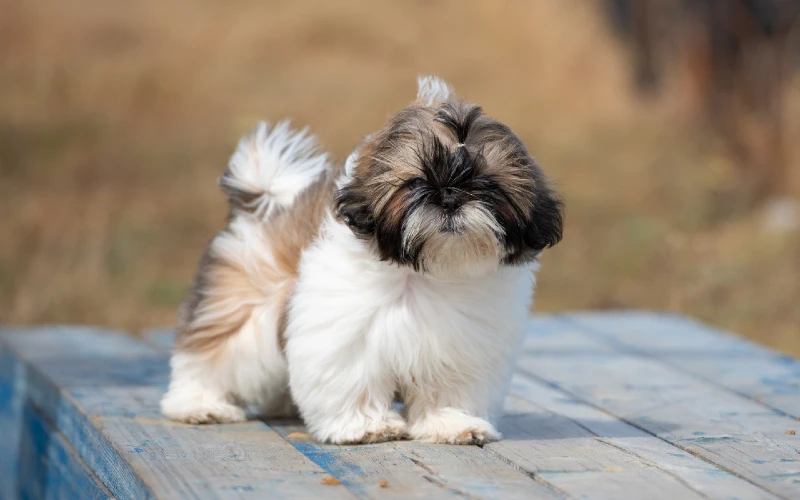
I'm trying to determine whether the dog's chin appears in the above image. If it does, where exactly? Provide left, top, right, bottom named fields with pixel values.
left=417, top=233, right=501, bottom=280
left=403, top=204, right=504, bottom=280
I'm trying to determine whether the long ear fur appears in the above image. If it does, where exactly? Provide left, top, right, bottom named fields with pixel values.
left=523, top=185, right=564, bottom=252
left=503, top=177, right=564, bottom=265
left=334, top=185, right=375, bottom=236
left=335, top=140, right=376, bottom=236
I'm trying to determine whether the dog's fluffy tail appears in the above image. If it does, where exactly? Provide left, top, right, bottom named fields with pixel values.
left=219, top=121, right=330, bottom=219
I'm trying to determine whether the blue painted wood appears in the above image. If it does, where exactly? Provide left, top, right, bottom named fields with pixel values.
left=520, top=315, right=800, bottom=499
left=149, top=330, right=564, bottom=499
left=141, top=328, right=175, bottom=353
left=0, top=327, right=354, bottom=500
left=0, top=328, right=159, bottom=499
left=1, top=336, right=111, bottom=500
left=0, top=346, right=24, bottom=499
left=661, top=355, right=800, bottom=418
left=499, top=380, right=777, bottom=500
left=268, top=422, right=537, bottom=499
left=562, top=311, right=771, bottom=354
left=16, top=402, right=113, bottom=500
left=146, top=330, right=563, bottom=499
left=11, top=327, right=559, bottom=499
left=562, top=312, right=800, bottom=418
left=4, top=314, right=799, bottom=500
left=500, top=317, right=782, bottom=499
left=149, top=322, right=792, bottom=500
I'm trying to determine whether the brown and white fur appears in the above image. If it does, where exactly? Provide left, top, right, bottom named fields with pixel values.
left=161, top=76, right=563, bottom=444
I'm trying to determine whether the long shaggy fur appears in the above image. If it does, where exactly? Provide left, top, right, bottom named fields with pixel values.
left=219, top=121, right=329, bottom=219
left=161, top=121, right=331, bottom=423
left=162, top=76, right=563, bottom=444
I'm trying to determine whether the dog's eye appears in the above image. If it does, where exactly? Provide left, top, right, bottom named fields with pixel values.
left=407, top=178, right=426, bottom=190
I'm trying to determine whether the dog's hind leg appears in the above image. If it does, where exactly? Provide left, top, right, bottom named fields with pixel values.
left=161, top=120, right=330, bottom=423
left=161, top=215, right=295, bottom=423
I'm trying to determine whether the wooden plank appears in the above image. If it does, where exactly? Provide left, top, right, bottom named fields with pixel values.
left=564, top=312, right=800, bottom=418
left=17, top=402, right=113, bottom=500
left=500, top=373, right=777, bottom=499
left=519, top=317, right=800, bottom=500
left=484, top=316, right=779, bottom=499
left=391, top=439, right=558, bottom=499
left=0, top=324, right=161, bottom=497
left=522, top=315, right=616, bottom=355
left=0, top=345, right=24, bottom=499
left=660, top=356, right=800, bottom=419
left=141, top=327, right=175, bottom=353
left=562, top=311, right=769, bottom=355
left=270, top=421, right=449, bottom=499
left=146, top=329, right=563, bottom=499
left=0, top=327, right=356, bottom=500
left=150, top=323, right=780, bottom=500
left=269, top=421, right=562, bottom=500
left=490, top=396, right=705, bottom=499
left=2, top=344, right=112, bottom=499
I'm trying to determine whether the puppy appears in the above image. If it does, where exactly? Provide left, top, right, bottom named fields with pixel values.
left=161, top=76, right=563, bottom=444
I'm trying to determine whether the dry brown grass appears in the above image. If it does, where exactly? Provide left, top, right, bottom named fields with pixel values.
left=1, top=0, right=798, bottom=354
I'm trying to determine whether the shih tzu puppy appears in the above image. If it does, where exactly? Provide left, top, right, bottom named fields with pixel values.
left=161, top=76, right=563, bottom=444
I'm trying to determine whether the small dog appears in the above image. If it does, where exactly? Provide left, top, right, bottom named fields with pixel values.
left=161, top=76, right=563, bottom=444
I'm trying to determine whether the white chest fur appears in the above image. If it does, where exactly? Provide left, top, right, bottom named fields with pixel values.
left=284, top=217, right=537, bottom=444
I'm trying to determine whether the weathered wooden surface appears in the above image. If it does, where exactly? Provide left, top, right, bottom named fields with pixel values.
left=564, top=312, right=800, bottom=418
left=266, top=420, right=556, bottom=500
left=518, top=316, right=800, bottom=499
left=0, top=327, right=354, bottom=500
left=2, top=312, right=799, bottom=499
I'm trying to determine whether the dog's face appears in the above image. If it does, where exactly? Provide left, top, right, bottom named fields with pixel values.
left=336, top=76, right=563, bottom=278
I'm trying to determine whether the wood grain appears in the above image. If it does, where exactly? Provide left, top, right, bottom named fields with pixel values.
left=16, top=402, right=113, bottom=500
left=0, top=346, right=24, bottom=499
left=1, top=327, right=355, bottom=500
left=564, top=312, right=800, bottom=418
left=4, top=314, right=799, bottom=500
left=522, top=316, right=800, bottom=499
left=148, top=330, right=563, bottom=499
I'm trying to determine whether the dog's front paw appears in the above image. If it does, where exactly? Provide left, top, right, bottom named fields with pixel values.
left=319, top=411, right=408, bottom=444
left=446, top=424, right=500, bottom=445
left=356, top=418, right=408, bottom=444
left=161, top=389, right=247, bottom=424
left=408, top=408, right=500, bottom=445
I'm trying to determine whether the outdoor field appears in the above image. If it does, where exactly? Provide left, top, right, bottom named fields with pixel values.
left=1, top=0, right=798, bottom=354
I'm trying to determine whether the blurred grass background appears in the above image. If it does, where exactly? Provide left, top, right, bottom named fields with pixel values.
left=1, top=0, right=798, bottom=354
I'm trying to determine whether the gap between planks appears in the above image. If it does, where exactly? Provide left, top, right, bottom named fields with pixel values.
left=143, top=328, right=563, bottom=500
left=558, top=312, right=800, bottom=420
left=144, top=327, right=777, bottom=500
left=498, top=373, right=777, bottom=500
left=515, top=368, right=779, bottom=500
left=520, top=315, right=800, bottom=499
left=0, top=329, right=357, bottom=500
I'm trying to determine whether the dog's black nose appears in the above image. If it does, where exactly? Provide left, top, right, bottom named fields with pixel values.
left=441, top=188, right=461, bottom=212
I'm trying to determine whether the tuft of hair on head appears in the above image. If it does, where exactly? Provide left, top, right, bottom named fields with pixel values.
left=219, top=121, right=329, bottom=220
left=416, top=75, right=453, bottom=107
left=435, top=103, right=483, bottom=144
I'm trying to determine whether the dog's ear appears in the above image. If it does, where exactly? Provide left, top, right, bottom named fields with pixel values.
left=522, top=184, right=564, bottom=253
left=335, top=185, right=375, bottom=236
left=334, top=144, right=376, bottom=236
left=502, top=176, right=564, bottom=265
left=416, top=75, right=453, bottom=106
